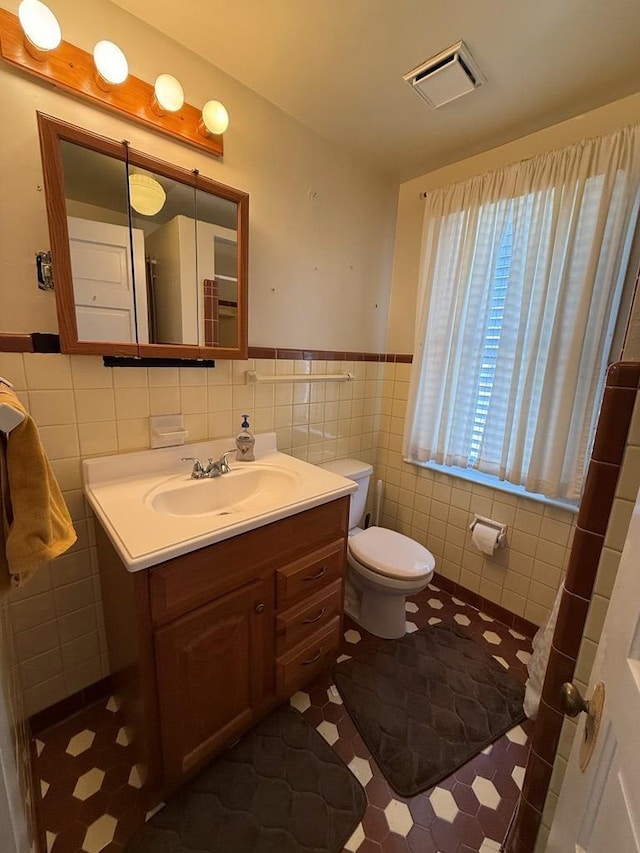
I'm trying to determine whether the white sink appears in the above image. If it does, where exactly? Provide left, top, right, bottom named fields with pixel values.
left=146, top=466, right=300, bottom=517
left=82, top=432, right=356, bottom=572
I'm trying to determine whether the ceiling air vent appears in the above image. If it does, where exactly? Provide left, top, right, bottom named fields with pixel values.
left=403, top=40, right=485, bottom=109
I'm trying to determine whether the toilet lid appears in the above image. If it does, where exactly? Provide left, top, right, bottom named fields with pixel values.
left=349, top=526, right=435, bottom=581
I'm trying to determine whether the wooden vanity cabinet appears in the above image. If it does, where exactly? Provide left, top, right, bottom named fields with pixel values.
left=97, top=495, right=349, bottom=795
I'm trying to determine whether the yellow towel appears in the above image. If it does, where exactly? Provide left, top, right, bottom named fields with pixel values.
left=0, top=387, right=76, bottom=587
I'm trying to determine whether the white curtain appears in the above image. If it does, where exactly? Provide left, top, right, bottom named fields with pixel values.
left=404, top=125, right=640, bottom=501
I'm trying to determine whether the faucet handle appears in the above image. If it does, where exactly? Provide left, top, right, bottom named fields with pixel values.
left=181, top=457, right=206, bottom=478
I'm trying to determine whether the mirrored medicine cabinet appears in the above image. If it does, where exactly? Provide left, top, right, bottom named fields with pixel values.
left=37, top=113, right=249, bottom=360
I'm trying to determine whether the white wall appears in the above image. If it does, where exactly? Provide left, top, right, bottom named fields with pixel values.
left=0, top=0, right=397, bottom=352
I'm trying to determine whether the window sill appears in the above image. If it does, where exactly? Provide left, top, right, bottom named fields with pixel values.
left=403, top=458, right=579, bottom=514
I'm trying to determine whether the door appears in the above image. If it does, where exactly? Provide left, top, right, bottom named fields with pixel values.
left=68, top=216, right=149, bottom=343
left=547, top=486, right=640, bottom=851
left=154, top=577, right=272, bottom=791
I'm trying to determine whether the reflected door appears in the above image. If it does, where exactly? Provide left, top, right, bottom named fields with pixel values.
left=68, top=217, right=148, bottom=344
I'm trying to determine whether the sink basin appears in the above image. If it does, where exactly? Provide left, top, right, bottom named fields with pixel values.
left=146, top=466, right=300, bottom=517
left=82, top=432, right=357, bottom=571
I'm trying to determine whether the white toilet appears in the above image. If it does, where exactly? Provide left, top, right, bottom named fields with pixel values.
left=319, top=458, right=435, bottom=639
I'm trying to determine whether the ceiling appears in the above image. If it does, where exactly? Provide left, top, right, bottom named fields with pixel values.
left=112, top=0, right=640, bottom=182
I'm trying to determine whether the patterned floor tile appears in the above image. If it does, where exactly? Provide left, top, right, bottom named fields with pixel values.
left=33, top=583, right=534, bottom=852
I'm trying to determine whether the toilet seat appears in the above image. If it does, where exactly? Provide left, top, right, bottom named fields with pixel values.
left=349, top=526, right=435, bottom=581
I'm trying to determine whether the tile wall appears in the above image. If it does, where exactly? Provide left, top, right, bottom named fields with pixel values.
left=533, top=391, right=640, bottom=852
left=0, top=585, right=36, bottom=850
left=2, top=349, right=583, bottom=718
left=0, top=351, right=383, bottom=716
left=376, top=362, right=576, bottom=627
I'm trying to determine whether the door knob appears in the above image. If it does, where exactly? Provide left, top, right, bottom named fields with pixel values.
left=560, top=681, right=606, bottom=772
left=255, top=603, right=265, bottom=614
left=561, top=682, right=590, bottom=717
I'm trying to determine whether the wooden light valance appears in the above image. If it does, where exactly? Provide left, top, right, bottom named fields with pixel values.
left=0, top=7, right=224, bottom=158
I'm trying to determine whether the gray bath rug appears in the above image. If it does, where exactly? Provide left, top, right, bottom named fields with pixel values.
left=333, top=622, right=526, bottom=797
left=125, top=704, right=366, bottom=853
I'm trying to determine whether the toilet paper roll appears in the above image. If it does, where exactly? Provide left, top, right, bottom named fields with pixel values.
left=472, top=522, right=500, bottom=555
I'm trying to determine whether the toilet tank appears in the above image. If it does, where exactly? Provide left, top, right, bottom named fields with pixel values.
left=318, top=458, right=373, bottom=530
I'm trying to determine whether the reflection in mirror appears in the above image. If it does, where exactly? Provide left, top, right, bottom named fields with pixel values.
left=127, top=165, right=198, bottom=346
left=196, top=187, right=239, bottom=349
left=60, top=142, right=147, bottom=344
left=39, top=113, right=249, bottom=359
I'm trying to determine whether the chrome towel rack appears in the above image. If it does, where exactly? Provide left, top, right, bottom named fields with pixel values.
left=245, top=370, right=353, bottom=385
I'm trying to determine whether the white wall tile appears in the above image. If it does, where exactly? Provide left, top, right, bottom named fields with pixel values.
left=70, top=357, right=112, bottom=389
left=24, top=354, right=72, bottom=389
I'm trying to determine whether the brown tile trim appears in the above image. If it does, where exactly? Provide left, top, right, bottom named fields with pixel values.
left=0, top=333, right=34, bottom=352
left=541, top=645, right=576, bottom=712
left=505, top=796, right=543, bottom=853
left=577, top=459, right=620, bottom=535
left=522, top=750, right=554, bottom=814
left=245, top=346, right=276, bottom=359
left=552, top=587, right=591, bottom=658
left=29, top=675, right=112, bottom=734
left=591, top=387, right=638, bottom=465
left=606, top=361, right=640, bottom=388
left=432, top=571, right=538, bottom=637
left=529, top=698, right=564, bottom=765
left=247, top=346, right=413, bottom=363
left=564, top=527, right=605, bottom=599
left=433, top=571, right=456, bottom=594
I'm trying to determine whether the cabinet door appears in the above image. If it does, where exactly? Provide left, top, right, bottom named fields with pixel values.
left=155, top=577, right=272, bottom=789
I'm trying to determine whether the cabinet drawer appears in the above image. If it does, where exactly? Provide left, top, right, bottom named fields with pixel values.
left=276, top=580, right=342, bottom=655
left=276, top=617, right=341, bottom=699
left=150, top=499, right=348, bottom=626
left=276, top=540, right=345, bottom=610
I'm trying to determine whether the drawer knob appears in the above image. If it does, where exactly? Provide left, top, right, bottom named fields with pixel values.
left=302, top=607, right=326, bottom=625
left=302, top=647, right=323, bottom=666
left=255, top=603, right=265, bottom=614
left=304, top=566, right=327, bottom=582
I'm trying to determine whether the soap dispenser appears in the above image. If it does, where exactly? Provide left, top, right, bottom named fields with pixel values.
left=235, top=415, right=255, bottom=461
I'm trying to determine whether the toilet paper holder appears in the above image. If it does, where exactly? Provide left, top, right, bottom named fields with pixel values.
left=468, top=514, right=507, bottom=547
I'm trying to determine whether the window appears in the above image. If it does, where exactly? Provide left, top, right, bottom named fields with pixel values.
left=404, top=126, right=640, bottom=502
left=469, top=213, right=513, bottom=465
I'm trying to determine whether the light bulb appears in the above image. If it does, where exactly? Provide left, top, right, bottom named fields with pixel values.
left=129, top=174, right=166, bottom=216
left=198, top=100, right=229, bottom=137
left=18, top=0, right=61, bottom=61
left=152, top=74, right=184, bottom=115
left=93, top=40, right=128, bottom=91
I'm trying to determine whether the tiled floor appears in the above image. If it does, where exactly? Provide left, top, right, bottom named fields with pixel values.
left=33, top=583, right=534, bottom=853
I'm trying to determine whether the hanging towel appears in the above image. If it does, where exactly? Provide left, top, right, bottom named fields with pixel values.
left=0, top=386, right=76, bottom=588
left=523, top=584, right=563, bottom=718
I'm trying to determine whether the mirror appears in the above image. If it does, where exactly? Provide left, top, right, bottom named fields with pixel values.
left=38, top=113, right=248, bottom=359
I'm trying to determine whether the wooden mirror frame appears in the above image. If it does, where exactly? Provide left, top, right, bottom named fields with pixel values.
left=37, top=113, right=248, bottom=360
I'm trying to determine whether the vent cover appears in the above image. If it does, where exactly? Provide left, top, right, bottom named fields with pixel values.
left=403, top=40, right=485, bottom=109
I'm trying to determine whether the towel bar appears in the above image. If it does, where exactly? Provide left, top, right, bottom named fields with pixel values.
left=245, top=370, right=353, bottom=384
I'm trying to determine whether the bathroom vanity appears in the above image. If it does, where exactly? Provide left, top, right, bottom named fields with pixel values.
left=85, top=435, right=354, bottom=794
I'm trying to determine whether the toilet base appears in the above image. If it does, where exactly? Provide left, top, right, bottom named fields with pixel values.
left=344, top=574, right=422, bottom=640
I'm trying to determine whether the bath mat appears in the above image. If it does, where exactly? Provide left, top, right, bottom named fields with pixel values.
left=125, top=704, right=366, bottom=853
left=333, top=622, right=526, bottom=797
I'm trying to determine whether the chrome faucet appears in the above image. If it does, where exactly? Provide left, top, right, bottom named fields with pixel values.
left=181, top=457, right=208, bottom=479
left=182, top=450, right=235, bottom=479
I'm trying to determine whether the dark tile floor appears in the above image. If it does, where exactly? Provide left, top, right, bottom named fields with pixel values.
left=33, top=583, right=534, bottom=853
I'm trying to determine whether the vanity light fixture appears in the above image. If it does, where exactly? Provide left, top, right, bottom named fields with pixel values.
left=198, top=100, right=229, bottom=137
left=17, top=0, right=61, bottom=60
left=93, top=39, right=128, bottom=91
left=0, top=7, right=225, bottom=156
left=152, top=73, right=184, bottom=115
left=128, top=173, right=166, bottom=216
